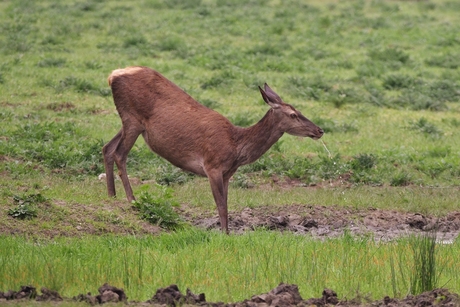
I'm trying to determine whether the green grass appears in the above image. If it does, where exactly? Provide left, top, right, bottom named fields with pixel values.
left=1, top=0, right=459, bottom=189
left=0, top=231, right=458, bottom=302
left=173, top=179, right=460, bottom=215
left=1, top=0, right=460, bottom=303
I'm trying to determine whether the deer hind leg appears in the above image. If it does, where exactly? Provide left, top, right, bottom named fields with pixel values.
left=102, top=130, right=122, bottom=198
left=103, top=123, right=143, bottom=202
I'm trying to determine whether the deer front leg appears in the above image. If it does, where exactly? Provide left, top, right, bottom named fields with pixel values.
left=207, top=170, right=229, bottom=234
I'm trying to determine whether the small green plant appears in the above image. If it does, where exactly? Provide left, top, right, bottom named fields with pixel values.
left=7, top=193, right=46, bottom=220
left=247, top=43, right=283, bottom=56
left=316, top=154, right=350, bottom=180
left=426, top=146, right=451, bottom=158
left=356, top=60, right=387, bottom=78
left=391, top=90, right=445, bottom=111
left=43, top=75, right=106, bottom=95
left=132, top=185, right=183, bottom=230
left=201, top=75, right=225, bottom=89
left=425, top=53, right=460, bottom=69
left=426, top=79, right=460, bottom=103
left=201, top=71, right=235, bottom=90
left=407, top=117, right=443, bottom=138
left=37, top=57, right=67, bottom=68
left=365, top=85, right=389, bottom=107
left=231, top=173, right=254, bottom=189
left=351, top=154, right=377, bottom=171
left=416, top=161, right=451, bottom=179
left=285, top=157, right=312, bottom=180
left=155, top=164, right=194, bottom=186
left=123, top=35, right=148, bottom=48
left=368, top=47, right=410, bottom=65
left=85, top=60, right=102, bottom=70
left=157, top=36, right=187, bottom=57
left=382, top=73, right=416, bottom=90
left=325, top=87, right=363, bottom=108
left=239, top=151, right=286, bottom=175
left=390, top=171, right=412, bottom=186
left=441, top=117, right=460, bottom=128
left=349, top=154, right=380, bottom=184
left=286, top=75, right=331, bottom=100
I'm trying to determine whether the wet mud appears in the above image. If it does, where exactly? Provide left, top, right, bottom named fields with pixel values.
left=184, top=205, right=460, bottom=243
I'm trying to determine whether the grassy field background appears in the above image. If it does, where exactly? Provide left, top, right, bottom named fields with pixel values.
left=0, top=0, right=459, bottom=303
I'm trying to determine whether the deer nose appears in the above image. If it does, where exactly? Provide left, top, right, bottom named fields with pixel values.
left=318, top=128, right=324, bottom=135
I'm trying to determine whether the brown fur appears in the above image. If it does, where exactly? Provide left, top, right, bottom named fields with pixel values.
left=102, top=66, right=323, bottom=233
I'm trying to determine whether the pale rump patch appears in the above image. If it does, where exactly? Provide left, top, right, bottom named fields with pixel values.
left=108, top=66, right=145, bottom=85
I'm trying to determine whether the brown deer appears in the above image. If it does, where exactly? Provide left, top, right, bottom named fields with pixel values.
left=102, top=66, right=323, bottom=233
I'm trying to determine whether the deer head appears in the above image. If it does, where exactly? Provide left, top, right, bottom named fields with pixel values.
left=259, top=83, right=324, bottom=139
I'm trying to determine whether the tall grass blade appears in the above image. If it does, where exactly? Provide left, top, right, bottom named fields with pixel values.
left=409, top=230, right=438, bottom=295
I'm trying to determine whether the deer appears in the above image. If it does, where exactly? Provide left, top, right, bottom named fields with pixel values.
left=102, top=66, right=324, bottom=234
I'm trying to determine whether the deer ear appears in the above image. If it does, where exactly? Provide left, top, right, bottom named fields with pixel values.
left=259, top=83, right=282, bottom=109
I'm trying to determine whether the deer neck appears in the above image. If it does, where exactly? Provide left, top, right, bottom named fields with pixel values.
left=235, top=109, right=284, bottom=166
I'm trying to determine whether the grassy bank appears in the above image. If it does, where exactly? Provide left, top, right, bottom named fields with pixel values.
left=1, top=230, right=459, bottom=302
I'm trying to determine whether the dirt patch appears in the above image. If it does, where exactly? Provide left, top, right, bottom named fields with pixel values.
left=45, top=102, right=75, bottom=112
left=1, top=283, right=458, bottom=306
left=183, top=205, right=460, bottom=242
left=2, top=198, right=459, bottom=242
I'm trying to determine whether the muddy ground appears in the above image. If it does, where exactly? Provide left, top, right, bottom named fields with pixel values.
left=183, top=204, right=460, bottom=243
left=1, top=282, right=459, bottom=306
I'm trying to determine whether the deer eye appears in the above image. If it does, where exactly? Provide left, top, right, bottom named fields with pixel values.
left=290, top=113, right=298, bottom=119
